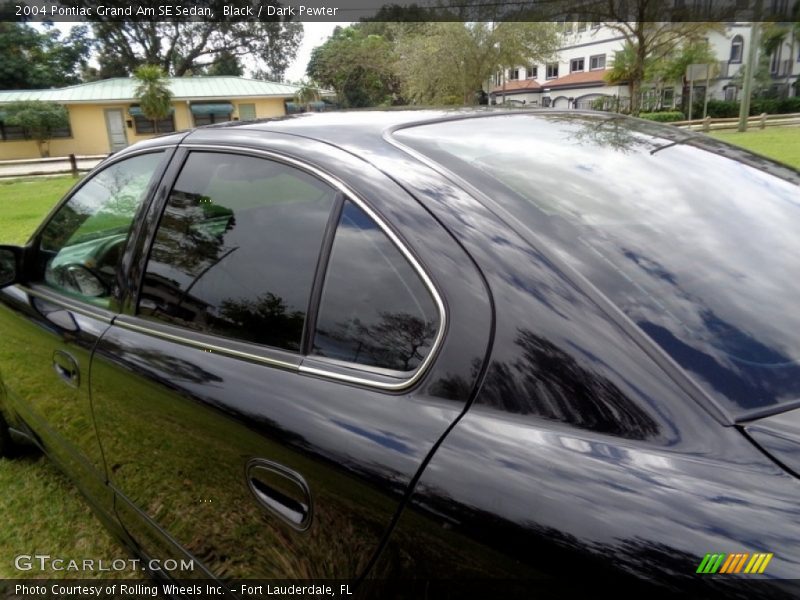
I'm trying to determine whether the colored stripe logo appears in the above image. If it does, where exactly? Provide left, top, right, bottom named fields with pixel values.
left=697, top=552, right=772, bottom=574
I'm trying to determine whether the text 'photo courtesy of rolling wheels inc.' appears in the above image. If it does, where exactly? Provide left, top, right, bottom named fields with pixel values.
left=1, top=0, right=800, bottom=599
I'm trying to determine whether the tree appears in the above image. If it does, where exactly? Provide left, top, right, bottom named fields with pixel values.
left=3, top=101, right=69, bottom=157
left=579, top=0, right=722, bottom=115
left=760, top=19, right=800, bottom=95
left=306, top=25, right=400, bottom=107
left=395, top=22, right=559, bottom=106
left=607, top=23, right=722, bottom=115
left=294, top=80, right=320, bottom=111
left=206, top=50, right=243, bottom=77
left=133, top=65, right=173, bottom=130
left=83, top=2, right=302, bottom=79
left=0, top=23, right=93, bottom=89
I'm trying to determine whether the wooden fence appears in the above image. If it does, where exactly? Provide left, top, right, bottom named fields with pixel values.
left=672, top=112, right=800, bottom=132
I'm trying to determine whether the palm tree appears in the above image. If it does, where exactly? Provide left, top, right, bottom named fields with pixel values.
left=604, top=42, right=639, bottom=114
left=133, top=65, right=173, bottom=131
left=295, top=80, right=321, bottom=112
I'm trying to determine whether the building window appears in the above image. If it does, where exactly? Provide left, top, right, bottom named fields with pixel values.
left=663, top=88, right=675, bottom=107
left=510, top=68, right=522, bottom=81
left=769, top=45, right=782, bottom=74
left=570, top=58, right=585, bottom=72
left=496, top=71, right=502, bottom=85
left=724, top=86, right=737, bottom=101
left=0, top=121, right=28, bottom=141
left=528, top=65, right=538, bottom=79
left=577, top=22, right=587, bottom=32
left=561, top=21, right=572, bottom=34
left=730, top=35, right=744, bottom=63
left=546, top=63, right=559, bottom=79
left=0, top=119, right=71, bottom=141
left=589, top=54, right=606, bottom=70
left=130, top=106, right=175, bottom=134
left=132, top=115, right=175, bottom=135
left=191, top=103, right=233, bottom=127
left=591, top=21, right=601, bottom=28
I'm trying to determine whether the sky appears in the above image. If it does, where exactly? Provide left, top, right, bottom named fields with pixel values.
left=285, top=22, right=351, bottom=82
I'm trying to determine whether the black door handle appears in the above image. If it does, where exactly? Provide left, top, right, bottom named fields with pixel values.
left=246, top=459, right=312, bottom=531
left=53, top=350, right=80, bottom=387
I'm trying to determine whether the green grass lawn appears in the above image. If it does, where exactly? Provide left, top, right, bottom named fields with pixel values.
left=708, top=126, right=800, bottom=170
left=0, top=453, right=132, bottom=579
left=0, top=176, right=77, bottom=245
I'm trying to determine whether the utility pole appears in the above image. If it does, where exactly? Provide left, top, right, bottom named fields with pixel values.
left=738, top=21, right=761, bottom=131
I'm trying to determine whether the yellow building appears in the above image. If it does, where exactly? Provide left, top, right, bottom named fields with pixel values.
left=0, top=76, right=313, bottom=160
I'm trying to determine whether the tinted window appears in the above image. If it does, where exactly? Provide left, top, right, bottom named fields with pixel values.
left=139, top=152, right=338, bottom=352
left=39, top=152, right=165, bottom=306
left=395, top=113, right=800, bottom=414
left=312, top=200, right=439, bottom=372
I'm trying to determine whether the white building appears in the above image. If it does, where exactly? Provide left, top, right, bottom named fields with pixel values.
left=490, top=22, right=800, bottom=110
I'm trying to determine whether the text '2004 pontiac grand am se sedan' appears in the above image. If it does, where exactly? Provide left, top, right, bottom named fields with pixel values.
left=1, top=110, right=800, bottom=598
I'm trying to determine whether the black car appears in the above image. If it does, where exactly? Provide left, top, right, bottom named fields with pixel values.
left=1, top=110, right=800, bottom=597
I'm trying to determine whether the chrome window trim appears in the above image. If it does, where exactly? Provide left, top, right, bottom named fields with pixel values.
left=18, top=284, right=115, bottom=324
left=113, top=316, right=299, bottom=372
left=130, top=143, right=448, bottom=392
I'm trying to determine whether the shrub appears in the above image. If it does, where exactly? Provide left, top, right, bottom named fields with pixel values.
left=690, top=96, right=800, bottom=120
left=703, top=99, right=739, bottom=118
left=638, top=111, right=685, bottom=122
left=2, top=101, right=69, bottom=157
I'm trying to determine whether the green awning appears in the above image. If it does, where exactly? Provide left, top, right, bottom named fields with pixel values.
left=190, top=103, right=233, bottom=116
left=129, top=106, right=174, bottom=117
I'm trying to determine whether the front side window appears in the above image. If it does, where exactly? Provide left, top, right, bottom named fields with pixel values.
left=570, top=58, right=585, bottom=72
left=312, top=200, right=439, bottom=373
left=528, top=65, right=538, bottom=79
left=139, top=152, right=338, bottom=352
left=39, top=152, right=165, bottom=306
left=546, top=63, right=559, bottom=79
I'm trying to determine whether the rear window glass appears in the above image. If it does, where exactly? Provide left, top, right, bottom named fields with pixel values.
left=395, top=113, right=800, bottom=415
left=312, top=200, right=440, bottom=373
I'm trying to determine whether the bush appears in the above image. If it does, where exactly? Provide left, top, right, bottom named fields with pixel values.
left=697, top=97, right=800, bottom=120
left=751, top=98, right=779, bottom=115
left=2, top=101, right=69, bottom=157
left=703, top=99, right=739, bottom=118
left=638, top=111, right=685, bottom=122
left=775, top=96, right=800, bottom=114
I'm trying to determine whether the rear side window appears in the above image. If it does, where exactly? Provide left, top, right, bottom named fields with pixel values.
left=311, top=200, right=440, bottom=373
left=139, top=152, right=338, bottom=352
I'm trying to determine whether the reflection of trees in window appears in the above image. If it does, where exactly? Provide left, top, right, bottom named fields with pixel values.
left=314, top=311, right=437, bottom=372
left=140, top=190, right=238, bottom=327
left=41, top=204, right=86, bottom=252
left=477, top=328, right=660, bottom=440
left=149, top=191, right=235, bottom=276
left=218, top=292, right=305, bottom=351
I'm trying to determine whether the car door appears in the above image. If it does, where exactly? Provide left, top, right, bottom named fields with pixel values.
left=0, top=149, right=171, bottom=512
left=88, top=137, right=492, bottom=581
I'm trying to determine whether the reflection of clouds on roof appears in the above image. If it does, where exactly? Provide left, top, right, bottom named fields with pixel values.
left=396, top=113, right=800, bottom=411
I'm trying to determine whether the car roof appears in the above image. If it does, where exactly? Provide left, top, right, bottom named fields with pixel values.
left=186, top=107, right=592, bottom=149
